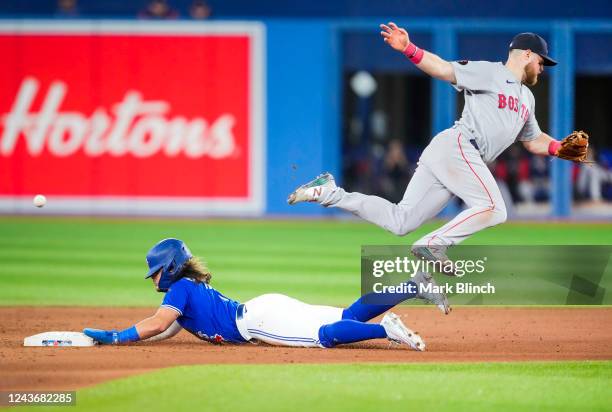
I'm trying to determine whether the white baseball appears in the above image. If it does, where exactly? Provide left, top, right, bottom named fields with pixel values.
left=33, top=194, right=47, bottom=208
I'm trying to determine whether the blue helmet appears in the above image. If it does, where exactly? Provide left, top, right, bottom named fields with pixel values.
left=145, top=238, right=193, bottom=292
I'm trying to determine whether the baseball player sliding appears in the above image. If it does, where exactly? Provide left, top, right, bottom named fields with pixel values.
left=288, top=23, right=590, bottom=267
left=83, top=238, right=449, bottom=350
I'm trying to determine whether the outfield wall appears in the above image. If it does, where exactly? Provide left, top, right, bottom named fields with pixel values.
left=0, top=19, right=610, bottom=217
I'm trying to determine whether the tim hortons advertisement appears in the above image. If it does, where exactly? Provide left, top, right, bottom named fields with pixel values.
left=0, top=22, right=265, bottom=215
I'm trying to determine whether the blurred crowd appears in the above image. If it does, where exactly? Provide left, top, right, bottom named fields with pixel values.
left=490, top=147, right=612, bottom=211
left=55, top=0, right=212, bottom=20
left=343, top=138, right=612, bottom=210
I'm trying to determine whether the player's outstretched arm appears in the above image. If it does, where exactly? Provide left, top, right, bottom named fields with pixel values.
left=83, top=307, right=179, bottom=345
left=526, top=131, right=591, bottom=162
left=524, top=131, right=592, bottom=164
left=133, top=307, right=180, bottom=340
left=144, top=320, right=182, bottom=342
left=380, top=22, right=456, bottom=84
left=522, top=132, right=556, bottom=156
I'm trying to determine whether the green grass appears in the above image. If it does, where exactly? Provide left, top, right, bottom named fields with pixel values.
left=4, top=218, right=611, bottom=411
left=1, top=217, right=611, bottom=306
left=21, top=362, right=612, bottom=412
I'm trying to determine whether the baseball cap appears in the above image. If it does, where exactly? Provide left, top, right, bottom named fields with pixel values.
left=509, top=33, right=557, bottom=66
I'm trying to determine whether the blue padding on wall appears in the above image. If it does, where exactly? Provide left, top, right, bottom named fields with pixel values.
left=343, top=32, right=432, bottom=73
left=550, top=25, right=575, bottom=217
left=265, top=20, right=338, bottom=215
left=575, top=34, right=612, bottom=74
left=457, top=32, right=553, bottom=62
left=3, top=0, right=612, bottom=18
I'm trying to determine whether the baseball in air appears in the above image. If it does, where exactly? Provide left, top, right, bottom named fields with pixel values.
left=33, top=194, right=47, bottom=208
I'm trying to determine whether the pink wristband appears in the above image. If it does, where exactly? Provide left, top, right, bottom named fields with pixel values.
left=548, top=140, right=561, bottom=156
left=402, top=43, right=424, bottom=64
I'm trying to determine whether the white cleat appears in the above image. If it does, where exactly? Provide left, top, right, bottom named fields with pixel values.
left=287, top=172, right=337, bottom=205
left=412, top=271, right=451, bottom=315
left=380, top=312, right=425, bottom=352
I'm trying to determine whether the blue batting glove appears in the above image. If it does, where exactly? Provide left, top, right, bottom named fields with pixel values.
left=83, top=328, right=119, bottom=345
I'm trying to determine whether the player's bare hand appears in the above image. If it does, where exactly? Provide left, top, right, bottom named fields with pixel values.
left=380, top=22, right=409, bottom=52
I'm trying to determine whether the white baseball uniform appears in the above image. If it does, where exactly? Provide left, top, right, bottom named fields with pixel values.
left=146, top=294, right=344, bottom=347
left=323, top=61, right=542, bottom=246
left=235, top=293, right=343, bottom=348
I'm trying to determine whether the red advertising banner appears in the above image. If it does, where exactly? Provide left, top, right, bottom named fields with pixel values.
left=0, top=22, right=264, bottom=215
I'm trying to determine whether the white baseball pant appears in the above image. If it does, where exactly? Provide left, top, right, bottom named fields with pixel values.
left=235, top=293, right=343, bottom=348
left=324, top=128, right=507, bottom=246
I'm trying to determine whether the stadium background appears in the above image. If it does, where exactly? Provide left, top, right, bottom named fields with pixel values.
left=0, top=2, right=611, bottom=411
left=0, top=0, right=610, bottom=219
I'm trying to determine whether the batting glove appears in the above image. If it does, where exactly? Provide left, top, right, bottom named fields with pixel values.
left=83, top=328, right=120, bottom=344
left=83, top=326, right=140, bottom=344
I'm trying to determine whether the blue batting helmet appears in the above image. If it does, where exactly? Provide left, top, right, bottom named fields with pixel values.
left=145, top=238, right=193, bottom=292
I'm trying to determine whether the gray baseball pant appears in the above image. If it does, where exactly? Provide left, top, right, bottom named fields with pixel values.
left=323, top=128, right=507, bottom=246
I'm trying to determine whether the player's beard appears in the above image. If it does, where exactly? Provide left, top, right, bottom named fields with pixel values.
left=524, top=64, right=539, bottom=86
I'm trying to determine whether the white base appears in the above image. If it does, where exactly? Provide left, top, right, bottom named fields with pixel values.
left=23, top=331, right=97, bottom=347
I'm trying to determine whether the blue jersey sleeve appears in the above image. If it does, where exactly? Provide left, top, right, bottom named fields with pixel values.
left=161, top=281, right=188, bottom=316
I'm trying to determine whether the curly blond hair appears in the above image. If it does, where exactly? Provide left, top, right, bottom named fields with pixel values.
left=178, top=257, right=212, bottom=284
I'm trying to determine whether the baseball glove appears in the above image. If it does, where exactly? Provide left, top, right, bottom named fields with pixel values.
left=556, top=130, right=590, bottom=163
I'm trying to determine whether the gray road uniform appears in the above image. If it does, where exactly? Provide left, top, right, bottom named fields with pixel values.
left=323, top=61, right=542, bottom=246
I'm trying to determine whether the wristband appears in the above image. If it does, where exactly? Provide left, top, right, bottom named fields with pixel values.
left=116, top=326, right=140, bottom=343
left=548, top=140, right=561, bottom=156
left=402, top=42, right=424, bottom=64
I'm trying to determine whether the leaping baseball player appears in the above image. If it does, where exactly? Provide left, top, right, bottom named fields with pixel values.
left=288, top=23, right=590, bottom=268
left=83, top=238, right=449, bottom=349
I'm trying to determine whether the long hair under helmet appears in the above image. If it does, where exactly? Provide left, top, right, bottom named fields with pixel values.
left=145, top=238, right=192, bottom=292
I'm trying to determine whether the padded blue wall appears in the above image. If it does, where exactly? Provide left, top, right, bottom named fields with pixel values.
left=263, top=19, right=612, bottom=216
left=2, top=0, right=611, bottom=19
left=265, top=20, right=340, bottom=215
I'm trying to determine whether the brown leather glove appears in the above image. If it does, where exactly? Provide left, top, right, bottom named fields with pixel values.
left=556, top=130, right=590, bottom=163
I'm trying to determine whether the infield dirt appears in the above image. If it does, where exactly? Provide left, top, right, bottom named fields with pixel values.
left=1, top=307, right=611, bottom=391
